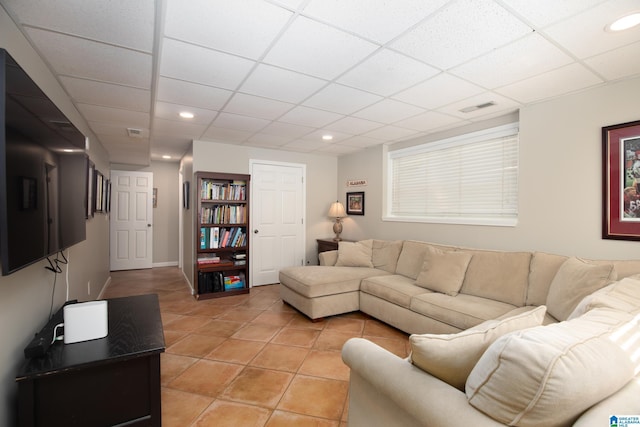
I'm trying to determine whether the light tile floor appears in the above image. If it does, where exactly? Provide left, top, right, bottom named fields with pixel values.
left=103, top=267, right=410, bottom=427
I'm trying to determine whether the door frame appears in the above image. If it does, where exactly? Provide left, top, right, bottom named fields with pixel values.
left=249, top=159, right=306, bottom=286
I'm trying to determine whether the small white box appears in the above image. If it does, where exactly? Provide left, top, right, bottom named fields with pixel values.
left=63, top=300, right=108, bottom=344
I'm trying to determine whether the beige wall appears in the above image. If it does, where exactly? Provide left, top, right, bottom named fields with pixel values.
left=0, top=7, right=111, bottom=425
left=111, top=161, right=181, bottom=265
left=337, top=76, right=640, bottom=260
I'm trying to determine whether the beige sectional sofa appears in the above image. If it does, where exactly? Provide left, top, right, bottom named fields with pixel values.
left=278, top=239, right=640, bottom=426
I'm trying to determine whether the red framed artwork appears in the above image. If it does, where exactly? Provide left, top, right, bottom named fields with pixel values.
left=602, top=120, right=640, bottom=240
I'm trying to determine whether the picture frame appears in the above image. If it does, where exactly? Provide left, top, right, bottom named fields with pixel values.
left=183, top=181, right=190, bottom=209
left=87, top=161, right=95, bottom=218
left=153, top=188, right=158, bottom=208
left=602, top=119, right=640, bottom=240
left=95, top=170, right=104, bottom=213
left=346, top=191, right=365, bottom=215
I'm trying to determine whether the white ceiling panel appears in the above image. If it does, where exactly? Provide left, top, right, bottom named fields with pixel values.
left=240, top=64, right=327, bottom=104
left=77, top=104, right=150, bottom=127
left=164, top=0, right=292, bottom=59
left=303, top=83, right=382, bottom=115
left=451, top=33, right=574, bottom=88
left=224, top=93, right=294, bottom=121
left=282, top=139, right=326, bottom=152
left=202, top=126, right=254, bottom=143
left=353, top=99, right=425, bottom=124
left=213, top=112, right=271, bottom=132
left=393, top=73, right=485, bottom=109
left=160, top=38, right=254, bottom=90
left=302, top=0, right=449, bottom=44
left=25, top=28, right=152, bottom=88
left=279, top=106, right=344, bottom=128
left=585, top=41, right=640, bottom=81
left=394, top=111, right=462, bottom=132
left=324, top=116, right=385, bottom=135
left=338, top=49, right=439, bottom=96
left=154, top=101, right=217, bottom=124
left=156, top=77, right=233, bottom=111
left=60, top=76, right=150, bottom=112
left=246, top=133, right=292, bottom=147
left=496, top=63, right=603, bottom=103
left=315, top=143, right=360, bottom=155
left=341, top=135, right=386, bottom=148
left=501, top=0, right=607, bottom=28
left=363, top=125, right=420, bottom=141
left=152, top=118, right=207, bottom=138
left=2, top=0, right=155, bottom=52
left=438, top=92, right=521, bottom=120
left=301, top=129, right=353, bottom=143
left=391, top=0, right=533, bottom=69
left=260, top=121, right=315, bottom=139
left=263, top=16, right=379, bottom=79
left=88, top=121, right=149, bottom=139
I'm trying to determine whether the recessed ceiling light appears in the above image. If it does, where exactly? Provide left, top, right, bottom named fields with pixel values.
left=162, top=155, right=171, bottom=159
left=322, top=134, right=333, bottom=141
left=606, top=12, right=640, bottom=32
left=179, top=111, right=194, bottom=119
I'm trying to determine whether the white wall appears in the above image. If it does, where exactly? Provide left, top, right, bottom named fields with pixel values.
left=0, top=7, right=111, bottom=425
left=337, top=77, right=640, bottom=260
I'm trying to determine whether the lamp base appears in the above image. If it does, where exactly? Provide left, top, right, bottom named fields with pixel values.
left=333, top=218, right=343, bottom=242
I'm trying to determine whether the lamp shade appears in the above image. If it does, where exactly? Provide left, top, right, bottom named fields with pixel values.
left=328, top=201, right=346, bottom=218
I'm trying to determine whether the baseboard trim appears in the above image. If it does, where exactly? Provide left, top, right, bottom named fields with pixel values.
left=152, top=261, right=178, bottom=268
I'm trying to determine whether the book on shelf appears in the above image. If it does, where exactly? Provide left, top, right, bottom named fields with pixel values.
left=201, top=180, right=247, bottom=201
left=224, top=272, right=245, bottom=290
left=197, top=254, right=220, bottom=264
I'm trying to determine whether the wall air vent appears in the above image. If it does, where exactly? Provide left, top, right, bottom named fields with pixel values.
left=127, top=128, right=144, bottom=138
left=459, top=101, right=496, bottom=113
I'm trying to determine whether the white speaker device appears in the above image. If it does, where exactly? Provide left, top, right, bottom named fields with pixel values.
left=63, top=300, right=108, bottom=344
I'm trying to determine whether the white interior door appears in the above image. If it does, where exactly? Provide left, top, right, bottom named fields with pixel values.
left=110, top=170, right=153, bottom=271
left=250, top=161, right=305, bottom=286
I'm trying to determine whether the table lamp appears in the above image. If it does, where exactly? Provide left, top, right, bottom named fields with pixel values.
left=328, top=201, right=346, bottom=241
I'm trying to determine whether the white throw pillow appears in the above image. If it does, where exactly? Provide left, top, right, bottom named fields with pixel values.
left=334, top=241, right=374, bottom=267
left=409, top=305, right=546, bottom=390
left=415, top=247, right=472, bottom=296
left=466, top=308, right=636, bottom=427
left=546, top=257, right=616, bottom=321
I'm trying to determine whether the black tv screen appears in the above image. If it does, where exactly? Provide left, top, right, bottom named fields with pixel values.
left=0, top=49, right=87, bottom=275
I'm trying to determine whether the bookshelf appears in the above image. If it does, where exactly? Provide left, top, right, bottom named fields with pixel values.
left=194, top=172, right=250, bottom=300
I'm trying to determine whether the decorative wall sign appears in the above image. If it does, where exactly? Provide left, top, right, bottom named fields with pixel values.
left=602, top=120, right=640, bottom=240
left=346, top=179, right=367, bottom=187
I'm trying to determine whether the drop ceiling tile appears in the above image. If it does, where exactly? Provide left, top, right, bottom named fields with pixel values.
left=543, top=0, right=640, bottom=59
left=88, top=121, right=148, bottom=139
left=338, top=49, right=439, bottom=96
left=496, top=63, right=603, bottom=103
left=213, top=112, right=271, bottom=132
left=437, top=92, right=521, bottom=120
left=303, top=83, right=382, bottom=115
left=271, top=0, right=306, bottom=10
left=160, top=38, right=254, bottom=90
left=324, top=116, right=385, bottom=135
left=451, top=33, right=573, bottom=88
left=3, top=0, right=155, bottom=52
left=391, top=0, right=533, bottom=69
left=315, top=143, right=360, bottom=155
left=353, top=99, right=425, bottom=124
left=302, top=0, right=449, bottom=44
left=157, top=77, right=233, bottom=111
left=77, top=103, right=150, bottom=127
left=202, top=126, right=254, bottom=142
left=25, top=28, right=152, bottom=88
left=224, top=93, right=294, bottom=120
left=240, top=64, right=327, bottom=104
left=341, top=135, right=386, bottom=148
left=246, top=133, right=292, bottom=147
left=60, top=76, right=150, bottom=112
left=393, top=111, right=462, bottom=132
left=152, top=118, right=208, bottom=138
left=154, top=101, right=217, bottom=124
left=282, top=139, right=327, bottom=152
left=300, top=129, right=353, bottom=143
left=164, top=0, right=292, bottom=59
left=279, top=106, right=344, bottom=128
left=260, top=121, right=315, bottom=139
left=585, top=41, right=640, bottom=81
left=363, top=125, right=420, bottom=141
left=501, top=0, right=607, bottom=27
left=393, top=73, right=485, bottom=109
left=263, top=16, right=379, bottom=79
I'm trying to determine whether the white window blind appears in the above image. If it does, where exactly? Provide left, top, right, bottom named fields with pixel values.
left=387, top=123, right=519, bottom=226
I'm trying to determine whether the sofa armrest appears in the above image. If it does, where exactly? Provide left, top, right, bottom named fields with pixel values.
left=319, top=250, right=338, bottom=266
left=342, top=338, right=504, bottom=427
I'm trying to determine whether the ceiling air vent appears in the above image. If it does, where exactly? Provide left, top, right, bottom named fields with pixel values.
left=127, top=128, right=144, bottom=138
left=459, top=101, right=496, bottom=113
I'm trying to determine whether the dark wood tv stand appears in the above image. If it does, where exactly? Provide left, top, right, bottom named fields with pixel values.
left=16, top=294, right=165, bottom=427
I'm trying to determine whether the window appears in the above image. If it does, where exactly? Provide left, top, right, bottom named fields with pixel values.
left=386, top=123, right=519, bottom=226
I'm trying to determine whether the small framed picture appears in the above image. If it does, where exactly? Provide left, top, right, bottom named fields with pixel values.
left=346, top=191, right=365, bottom=215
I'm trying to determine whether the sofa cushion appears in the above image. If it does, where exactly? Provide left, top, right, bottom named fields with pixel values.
left=415, top=247, right=472, bottom=296
left=546, top=257, right=616, bottom=321
left=527, top=251, right=568, bottom=306
left=361, top=275, right=432, bottom=309
left=395, top=241, right=459, bottom=280
left=459, top=248, right=531, bottom=306
left=410, top=292, right=517, bottom=330
left=466, top=308, right=637, bottom=427
left=409, top=305, right=546, bottom=390
left=278, top=266, right=388, bottom=298
left=335, top=241, right=374, bottom=267
left=371, top=240, right=404, bottom=273
left=568, top=276, right=640, bottom=319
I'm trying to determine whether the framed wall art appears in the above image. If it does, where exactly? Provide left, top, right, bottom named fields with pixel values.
left=346, top=191, right=364, bottom=215
left=602, top=119, right=640, bottom=240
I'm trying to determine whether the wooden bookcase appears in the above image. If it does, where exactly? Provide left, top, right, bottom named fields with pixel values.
left=194, top=172, right=250, bottom=300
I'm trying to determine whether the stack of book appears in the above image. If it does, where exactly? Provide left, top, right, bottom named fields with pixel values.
left=232, top=252, right=247, bottom=266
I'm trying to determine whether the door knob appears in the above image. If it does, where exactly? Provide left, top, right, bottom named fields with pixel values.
left=254, top=229, right=259, bottom=234
left=147, top=224, right=151, bottom=227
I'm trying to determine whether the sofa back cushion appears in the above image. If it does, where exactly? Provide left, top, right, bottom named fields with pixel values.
left=415, top=247, right=472, bottom=296
left=335, top=241, right=374, bottom=267
left=371, top=240, right=403, bottom=273
left=466, top=307, right=638, bottom=427
left=459, top=249, right=531, bottom=307
left=395, top=240, right=458, bottom=280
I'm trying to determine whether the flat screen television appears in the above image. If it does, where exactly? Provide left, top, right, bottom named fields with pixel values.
left=0, top=48, right=87, bottom=275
